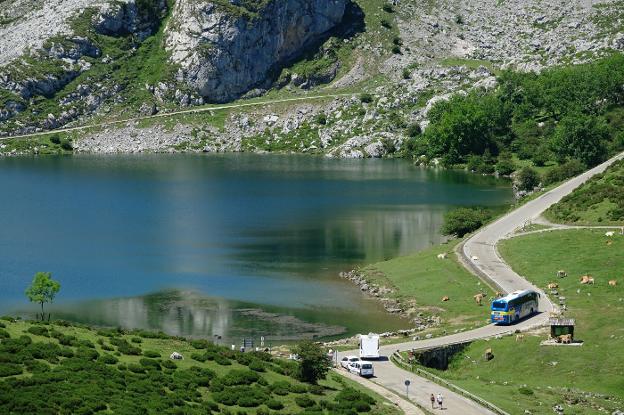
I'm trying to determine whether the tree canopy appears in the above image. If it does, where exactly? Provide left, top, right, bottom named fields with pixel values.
left=25, top=272, right=60, bottom=321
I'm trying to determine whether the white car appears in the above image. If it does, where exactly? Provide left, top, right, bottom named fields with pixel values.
left=348, top=361, right=374, bottom=378
left=340, top=355, right=360, bottom=369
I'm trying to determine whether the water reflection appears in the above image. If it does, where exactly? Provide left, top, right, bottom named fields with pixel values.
left=28, top=290, right=350, bottom=343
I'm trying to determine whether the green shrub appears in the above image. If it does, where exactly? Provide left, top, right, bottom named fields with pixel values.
left=127, top=363, right=146, bottom=373
left=266, top=399, right=284, bottom=410
left=270, top=380, right=291, bottom=395
left=98, top=354, right=118, bottom=365
left=441, top=207, right=493, bottom=237
left=143, top=350, right=161, bottom=358
left=543, top=159, right=586, bottom=185
left=518, top=386, right=534, bottom=395
left=75, top=347, right=100, bottom=361
left=0, top=329, right=10, bottom=339
left=380, top=19, right=392, bottom=28
left=295, top=395, right=315, bottom=408
left=0, top=316, right=16, bottom=322
left=191, top=339, right=210, bottom=349
left=248, top=360, right=265, bottom=372
left=60, top=139, right=73, bottom=151
left=0, top=363, right=22, bottom=377
left=161, top=359, right=177, bottom=369
left=0, top=322, right=5, bottom=328
left=496, top=153, right=516, bottom=176
left=222, top=369, right=259, bottom=386
left=315, top=113, right=327, bottom=125
left=516, top=166, right=541, bottom=192
left=58, top=334, right=78, bottom=346
left=309, top=384, right=325, bottom=395
left=191, top=352, right=208, bottom=362
left=27, top=326, right=49, bottom=337
left=25, top=359, right=50, bottom=373
left=359, top=93, right=373, bottom=104
left=139, top=358, right=161, bottom=370
left=391, top=45, right=401, bottom=54
left=49, top=134, right=61, bottom=144
left=382, top=3, right=393, bottom=12
left=215, top=354, right=232, bottom=365
left=130, top=336, right=142, bottom=343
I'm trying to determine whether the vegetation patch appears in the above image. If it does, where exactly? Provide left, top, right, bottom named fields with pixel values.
left=545, top=159, right=624, bottom=224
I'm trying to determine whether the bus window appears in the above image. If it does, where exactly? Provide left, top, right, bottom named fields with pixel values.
left=492, top=300, right=507, bottom=310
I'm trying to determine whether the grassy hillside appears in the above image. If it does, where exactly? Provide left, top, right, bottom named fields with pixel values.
left=362, top=239, right=493, bottom=335
left=0, top=319, right=400, bottom=415
left=406, top=229, right=624, bottom=415
left=545, top=159, right=624, bottom=225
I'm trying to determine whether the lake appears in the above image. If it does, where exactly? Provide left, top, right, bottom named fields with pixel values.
left=0, top=154, right=512, bottom=343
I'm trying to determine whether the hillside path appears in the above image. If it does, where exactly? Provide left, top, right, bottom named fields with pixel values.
left=339, top=150, right=624, bottom=414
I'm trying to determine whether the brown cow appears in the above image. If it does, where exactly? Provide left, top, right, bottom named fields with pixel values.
left=609, top=280, right=617, bottom=287
left=580, top=275, right=592, bottom=284
left=547, top=282, right=559, bottom=289
left=559, top=334, right=572, bottom=344
left=495, top=291, right=504, bottom=298
left=473, top=293, right=485, bottom=306
left=441, top=296, right=449, bottom=302
left=515, top=334, right=525, bottom=342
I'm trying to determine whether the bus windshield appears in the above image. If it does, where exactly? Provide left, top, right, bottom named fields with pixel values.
left=492, top=300, right=507, bottom=310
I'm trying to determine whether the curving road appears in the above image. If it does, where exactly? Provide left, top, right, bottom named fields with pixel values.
left=339, top=151, right=624, bottom=414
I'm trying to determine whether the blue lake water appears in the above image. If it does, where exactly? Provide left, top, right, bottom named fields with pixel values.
left=0, top=154, right=512, bottom=342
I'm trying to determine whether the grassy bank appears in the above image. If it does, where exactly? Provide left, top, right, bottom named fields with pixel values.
left=361, top=239, right=493, bottom=335
left=404, top=229, right=624, bottom=415
left=544, top=158, right=624, bottom=225
left=0, top=318, right=400, bottom=415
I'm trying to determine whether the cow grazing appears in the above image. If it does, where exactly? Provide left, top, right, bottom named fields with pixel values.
left=607, top=240, right=613, bottom=246
left=547, top=282, right=559, bottom=289
left=605, top=231, right=615, bottom=237
left=441, top=296, right=449, bottom=302
left=515, top=334, right=525, bottom=342
left=557, top=270, right=567, bottom=278
left=473, top=293, right=485, bottom=306
left=437, top=253, right=448, bottom=259
left=495, top=291, right=504, bottom=298
left=559, top=334, right=572, bottom=344
left=588, top=276, right=595, bottom=284
left=609, top=280, right=617, bottom=287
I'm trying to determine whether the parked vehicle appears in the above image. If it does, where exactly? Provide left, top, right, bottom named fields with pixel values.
left=359, top=333, right=380, bottom=359
left=348, top=361, right=374, bottom=378
left=340, top=355, right=360, bottom=369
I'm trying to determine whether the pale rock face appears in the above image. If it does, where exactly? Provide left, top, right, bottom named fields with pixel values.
left=165, top=0, right=347, bottom=102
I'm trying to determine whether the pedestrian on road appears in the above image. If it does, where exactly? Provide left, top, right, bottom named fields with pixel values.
left=430, top=393, right=436, bottom=409
left=436, top=393, right=444, bottom=410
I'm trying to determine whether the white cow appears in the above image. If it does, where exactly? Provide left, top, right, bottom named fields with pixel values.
left=605, top=231, right=615, bottom=237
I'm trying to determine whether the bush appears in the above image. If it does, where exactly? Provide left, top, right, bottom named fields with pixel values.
left=248, top=360, right=265, bottom=372
left=130, top=337, right=142, bottom=343
left=292, top=341, right=330, bottom=384
left=266, top=399, right=284, bottom=410
left=98, top=354, right=118, bottom=365
left=515, top=166, right=540, bottom=192
left=58, top=334, right=78, bottom=346
left=222, top=369, right=259, bottom=386
left=315, top=113, right=327, bottom=125
left=27, top=326, right=49, bottom=337
left=0, top=329, right=10, bottom=339
left=518, top=386, right=534, bottom=395
left=391, top=45, right=401, bottom=54
left=402, top=68, right=411, bottom=79
left=190, top=339, right=210, bottom=349
left=359, top=93, right=373, bottom=104
left=161, top=359, right=177, bottom=370
left=496, top=153, right=516, bottom=176
left=406, top=123, right=422, bottom=138
left=139, top=358, right=161, bottom=370
left=295, top=395, right=315, bottom=408
left=270, top=381, right=291, bottom=396
left=543, top=159, right=586, bottom=185
left=380, top=19, right=392, bottom=28
left=0, top=363, right=22, bottom=377
left=214, top=354, right=231, bottom=365
left=127, top=363, right=146, bottom=374
left=441, top=207, right=492, bottom=237
left=49, top=134, right=61, bottom=144
left=143, top=350, right=161, bottom=358
left=382, top=3, right=393, bottom=12
left=60, top=139, right=73, bottom=151
left=75, top=347, right=100, bottom=361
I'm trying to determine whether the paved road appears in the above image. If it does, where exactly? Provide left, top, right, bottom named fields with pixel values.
left=339, top=150, right=624, bottom=414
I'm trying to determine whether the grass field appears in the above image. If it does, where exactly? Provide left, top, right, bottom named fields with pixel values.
left=362, top=239, right=493, bottom=335
left=408, top=229, right=624, bottom=415
left=0, top=319, right=400, bottom=415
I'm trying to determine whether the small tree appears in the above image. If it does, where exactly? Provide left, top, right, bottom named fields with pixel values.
left=25, top=272, right=61, bottom=321
left=515, top=166, right=540, bottom=192
left=292, top=340, right=330, bottom=384
left=441, top=207, right=489, bottom=237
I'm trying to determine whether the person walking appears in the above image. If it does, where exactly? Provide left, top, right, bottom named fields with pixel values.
left=430, top=393, right=436, bottom=409
left=436, top=393, right=444, bottom=410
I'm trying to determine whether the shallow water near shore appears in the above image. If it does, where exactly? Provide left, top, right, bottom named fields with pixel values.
left=0, top=153, right=512, bottom=343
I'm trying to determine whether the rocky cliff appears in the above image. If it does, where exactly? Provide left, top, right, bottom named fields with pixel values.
left=165, top=0, right=347, bottom=102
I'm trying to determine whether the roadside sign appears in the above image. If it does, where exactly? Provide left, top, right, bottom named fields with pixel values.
left=404, top=380, right=410, bottom=399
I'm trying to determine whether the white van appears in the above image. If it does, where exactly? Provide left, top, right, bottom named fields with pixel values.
left=359, top=333, right=380, bottom=359
left=349, top=361, right=374, bottom=378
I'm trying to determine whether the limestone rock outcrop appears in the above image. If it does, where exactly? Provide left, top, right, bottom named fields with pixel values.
left=165, top=0, right=347, bottom=102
